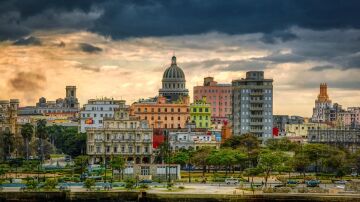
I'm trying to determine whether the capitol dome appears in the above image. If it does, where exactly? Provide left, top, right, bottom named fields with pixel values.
left=162, top=56, right=185, bottom=80
left=159, top=56, right=189, bottom=102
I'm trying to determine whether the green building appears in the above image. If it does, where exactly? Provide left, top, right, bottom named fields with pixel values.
left=190, top=97, right=211, bottom=128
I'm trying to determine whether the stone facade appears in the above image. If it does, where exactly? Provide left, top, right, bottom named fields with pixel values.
left=86, top=100, right=153, bottom=165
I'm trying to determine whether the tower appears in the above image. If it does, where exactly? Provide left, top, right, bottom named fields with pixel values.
left=64, top=86, right=79, bottom=109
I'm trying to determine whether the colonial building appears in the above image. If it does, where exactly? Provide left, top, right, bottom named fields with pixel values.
left=232, top=71, right=273, bottom=139
left=285, top=122, right=329, bottom=141
left=130, top=96, right=190, bottom=129
left=273, top=115, right=304, bottom=136
left=158, top=56, right=189, bottom=102
left=312, top=83, right=333, bottom=122
left=193, top=77, right=231, bottom=124
left=86, top=100, right=153, bottom=164
left=80, top=98, right=123, bottom=133
left=190, top=97, right=211, bottom=129
left=0, top=99, right=19, bottom=134
left=18, top=86, right=79, bottom=118
left=337, top=107, right=360, bottom=129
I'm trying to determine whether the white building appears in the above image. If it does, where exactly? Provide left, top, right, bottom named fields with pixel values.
left=80, top=98, right=123, bottom=133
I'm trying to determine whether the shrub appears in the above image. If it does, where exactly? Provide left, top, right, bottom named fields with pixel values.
left=178, top=186, right=185, bottom=189
left=139, top=184, right=149, bottom=189
left=44, top=179, right=58, bottom=190
left=125, top=179, right=135, bottom=190
left=26, top=180, right=39, bottom=190
left=84, top=179, right=95, bottom=190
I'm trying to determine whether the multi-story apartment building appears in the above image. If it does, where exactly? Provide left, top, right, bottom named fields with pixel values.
left=130, top=96, right=190, bottom=129
left=86, top=100, right=153, bottom=164
left=337, top=107, right=360, bottom=129
left=190, top=97, right=211, bottom=129
left=193, top=77, right=231, bottom=123
left=80, top=98, right=123, bottom=133
left=312, top=83, right=333, bottom=122
left=232, top=71, right=273, bottom=139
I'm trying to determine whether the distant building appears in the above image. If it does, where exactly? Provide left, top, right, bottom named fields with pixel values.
left=130, top=96, right=190, bottom=129
left=312, top=83, right=334, bottom=122
left=0, top=99, right=19, bottom=134
left=273, top=115, right=304, bottom=136
left=168, top=123, right=220, bottom=151
left=193, top=77, right=232, bottom=124
left=86, top=100, right=153, bottom=164
left=80, top=98, right=123, bottom=133
left=232, top=71, right=273, bottom=139
left=285, top=122, right=329, bottom=141
left=122, top=164, right=181, bottom=180
left=337, top=107, right=360, bottom=129
left=308, top=129, right=360, bottom=153
left=158, top=56, right=189, bottom=102
left=18, top=86, right=79, bottom=118
left=190, top=97, right=211, bottom=129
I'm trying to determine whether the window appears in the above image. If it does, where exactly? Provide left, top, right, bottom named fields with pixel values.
left=121, top=146, right=125, bottom=153
left=106, top=146, right=110, bottom=153
left=193, top=108, right=197, bottom=112
left=141, top=166, right=150, bottom=175
left=158, top=116, right=161, bottom=120
left=128, top=146, right=133, bottom=153
left=136, top=146, right=140, bottom=153
left=171, top=117, right=174, bottom=121
left=178, top=108, right=181, bottom=112
left=114, top=146, right=118, bottom=153
left=144, top=146, right=149, bottom=153
left=165, top=116, right=167, bottom=120
left=171, top=108, right=174, bottom=112
left=96, top=146, right=101, bottom=153
left=178, top=117, right=180, bottom=120
left=199, top=108, right=203, bottom=112
left=158, top=108, right=161, bottom=112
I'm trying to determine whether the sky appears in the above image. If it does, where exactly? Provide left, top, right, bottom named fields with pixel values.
left=0, top=0, right=359, bottom=117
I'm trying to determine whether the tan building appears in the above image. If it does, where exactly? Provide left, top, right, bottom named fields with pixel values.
left=0, top=99, right=20, bottom=134
left=130, top=96, right=190, bottom=129
left=285, top=122, right=329, bottom=140
left=87, top=100, right=153, bottom=165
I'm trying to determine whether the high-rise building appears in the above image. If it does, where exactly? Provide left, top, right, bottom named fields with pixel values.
left=158, top=56, right=189, bottom=102
left=193, top=77, right=231, bottom=124
left=190, top=97, right=211, bottom=129
left=312, top=83, right=333, bottom=122
left=80, top=98, right=123, bottom=133
left=232, top=71, right=273, bottom=139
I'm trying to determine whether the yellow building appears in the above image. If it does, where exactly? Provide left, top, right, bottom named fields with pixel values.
left=285, top=122, right=329, bottom=140
left=190, top=97, right=211, bottom=128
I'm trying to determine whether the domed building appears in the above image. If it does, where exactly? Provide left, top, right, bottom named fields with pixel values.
left=159, top=56, right=189, bottom=102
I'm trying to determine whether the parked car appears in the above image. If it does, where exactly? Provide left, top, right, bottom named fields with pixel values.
left=306, top=180, right=320, bottom=187
left=287, top=180, right=299, bottom=184
left=65, top=156, right=71, bottom=162
left=225, top=178, right=239, bottom=185
left=334, top=180, right=347, bottom=184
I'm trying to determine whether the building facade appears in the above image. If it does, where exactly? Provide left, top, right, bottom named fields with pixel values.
left=18, top=86, right=79, bottom=117
left=168, top=124, right=220, bottom=151
left=312, top=83, right=333, bottom=122
left=0, top=99, right=19, bottom=134
left=158, top=56, right=189, bottom=102
left=308, top=129, right=360, bottom=153
left=190, top=97, right=211, bottom=129
left=273, top=115, right=305, bottom=136
left=193, top=77, right=231, bottom=123
left=80, top=98, right=123, bottom=133
left=130, top=96, right=190, bottom=129
left=337, top=107, right=360, bottom=129
left=232, top=71, right=273, bottom=139
left=86, top=100, right=153, bottom=164
left=285, top=122, right=329, bottom=140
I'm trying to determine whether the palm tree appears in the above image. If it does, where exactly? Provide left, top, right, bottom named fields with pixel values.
left=110, top=156, right=125, bottom=181
left=21, top=123, right=34, bottom=160
left=36, top=119, right=48, bottom=162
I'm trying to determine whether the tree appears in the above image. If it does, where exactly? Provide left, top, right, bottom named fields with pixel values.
left=192, top=147, right=212, bottom=177
left=1, top=130, right=15, bottom=160
left=36, top=119, right=48, bottom=162
left=74, top=155, right=89, bottom=175
left=171, top=151, right=190, bottom=166
left=110, top=156, right=125, bottom=181
left=84, top=178, right=95, bottom=191
left=21, top=123, right=34, bottom=160
left=257, top=150, right=287, bottom=187
left=351, top=149, right=360, bottom=176
left=292, top=151, right=311, bottom=179
left=265, top=138, right=300, bottom=152
left=30, top=139, right=55, bottom=159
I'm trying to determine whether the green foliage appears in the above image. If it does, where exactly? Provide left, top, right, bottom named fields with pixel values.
left=125, top=178, right=135, bottom=189
left=44, top=178, right=58, bottom=190
left=74, top=155, right=88, bottom=174
left=257, top=150, right=289, bottom=186
left=222, top=133, right=259, bottom=150
left=139, top=183, right=149, bottom=189
left=26, top=180, right=39, bottom=190
left=83, top=178, right=95, bottom=190
left=265, top=138, right=300, bottom=152
left=171, top=151, right=190, bottom=166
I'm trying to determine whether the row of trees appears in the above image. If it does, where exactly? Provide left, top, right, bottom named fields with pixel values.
left=0, top=120, right=86, bottom=162
left=167, top=134, right=360, bottom=186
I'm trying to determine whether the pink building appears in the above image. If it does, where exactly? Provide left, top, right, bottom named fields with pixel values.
left=339, top=107, right=360, bottom=128
left=193, top=77, right=231, bottom=123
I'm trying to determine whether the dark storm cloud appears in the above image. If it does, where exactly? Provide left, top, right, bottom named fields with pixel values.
left=309, top=65, right=336, bottom=71
left=182, top=58, right=268, bottom=71
left=13, top=36, right=41, bottom=46
left=1, top=0, right=360, bottom=40
left=8, top=71, right=46, bottom=92
left=79, top=43, right=102, bottom=53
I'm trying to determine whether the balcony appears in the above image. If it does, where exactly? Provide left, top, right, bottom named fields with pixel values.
left=250, top=128, right=263, bottom=133
left=250, top=107, right=263, bottom=111
left=250, top=121, right=263, bottom=126
left=250, top=114, right=263, bottom=118
left=250, top=92, right=263, bottom=96
left=250, top=99, right=263, bottom=104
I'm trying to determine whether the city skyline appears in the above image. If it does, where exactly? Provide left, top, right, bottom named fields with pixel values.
left=0, top=1, right=360, bottom=117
